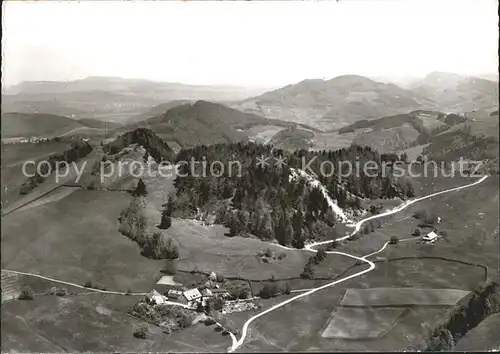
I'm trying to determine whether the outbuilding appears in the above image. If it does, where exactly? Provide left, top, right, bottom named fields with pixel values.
left=422, top=231, right=438, bottom=243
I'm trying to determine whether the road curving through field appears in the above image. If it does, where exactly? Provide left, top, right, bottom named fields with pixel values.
left=1, top=174, right=489, bottom=353
left=229, top=174, right=489, bottom=352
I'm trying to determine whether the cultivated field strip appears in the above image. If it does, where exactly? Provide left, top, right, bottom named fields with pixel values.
left=321, top=307, right=406, bottom=339
left=339, top=288, right=470, bottom=307
left=1, top=270, right=21, bottom=303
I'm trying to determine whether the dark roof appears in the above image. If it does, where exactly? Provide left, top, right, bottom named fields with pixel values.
left=212, top=288, right=229, bottom=293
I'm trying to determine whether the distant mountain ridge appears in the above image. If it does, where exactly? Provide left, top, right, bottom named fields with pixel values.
left=2, top=76, right=270, bottom=123
left=408, top=72, right=498, bottom=113
left=231, top=75, right=435, bottom=130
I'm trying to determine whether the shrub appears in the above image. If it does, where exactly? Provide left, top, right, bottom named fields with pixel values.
left=178, top=314, right=192, bottom=328
left=349, top=233, right=359, bottom=241
left=18, top=286, right=34, bottom=300
left=259, top=282, right=279, bottom=299
left=209, top=297, right=225, bottom=311
left=204, top=318, right=216, bottom=326
left=133, top=325, right=148, bottom=339
left=412, top=229, right=421, bottom=236
left=214, top=325, right=223, bottom=332
left=55, top=288, right=68, bottom=296
left=300, top=264, right=314, bottom=279
left=84, top=280, right=93, bottom=288
left=227, top=281, right=250, bottom=300
left=263, top=248, right=273, bottom=258
left=222, top=330, right=230, bottom=336
left=280, top=282, right=291, bottom=295
left=277, top=252, right=287, bottom=260
left=389, top=236, right=399, bottom=244
left=315, top=247, right=327, bottom=262
left=424, top=216, right=438, bottom=225
left=326, top=240, right=340, bottom=251
left=413, top=209, right=429, bottom=220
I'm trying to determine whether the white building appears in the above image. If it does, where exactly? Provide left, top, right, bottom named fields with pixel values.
left=146, top=289, right=166, bottom=305
left=183, top=288, right=202, bottom=303
left=422, top=231, right=438, bottom=243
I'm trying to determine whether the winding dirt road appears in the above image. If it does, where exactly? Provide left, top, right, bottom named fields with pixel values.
left=1, top=175, right=488, bottom=353
left=229, top=175, right=488, bottom=352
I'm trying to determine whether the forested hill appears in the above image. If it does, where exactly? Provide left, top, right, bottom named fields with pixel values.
left=170, top=142, right=414, bottom=248
left=104, top=128, right=174, bottom=162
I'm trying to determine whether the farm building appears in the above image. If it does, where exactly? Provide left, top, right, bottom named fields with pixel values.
left=153, top=275, right=183, bottom=295
left=202, top=288, right=213, bottom=298
left=183, top=288, right=202, bottom=302
left=167, top=289, right=183, bottom=299
left=145, top=289, right=167, bottom=305
left=212, top=289, right=231, bottom=299
left=422, top=231, right=438, bottom=243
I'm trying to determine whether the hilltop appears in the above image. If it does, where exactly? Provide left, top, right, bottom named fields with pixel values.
left=119, top=100, right=319, bottom=148
left=1, top=112, right=88, bottom=138
left=125, top=100, right=194, bottom=124
left=232, top=75, right=434, bottom=130
left=408, top=72, right=498, bottom=113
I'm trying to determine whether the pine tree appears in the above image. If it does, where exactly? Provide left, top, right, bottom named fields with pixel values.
left=158, top=207, right=172, bottom=229
left=285, top=224, right=294, bottom=246
left=166, top=196, right=174, bottom=216
left=133, top=179, right=148, bottom=197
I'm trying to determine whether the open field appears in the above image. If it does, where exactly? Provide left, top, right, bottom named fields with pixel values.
left=163, top=219, right=310, bottom=280
left=339, top=288, right=469, bottom=307
left=401, top=143, right=430, bottom=162
left=1, top=189, right=164, bottom=292
left=1, top=141, right=71, bottom=207
left=8, top=273, right=94, bottom=296
left=227, top=175, right=497, bottom=352
left=321, top=307, right=405, bottom=339
left=1, top=293, right=231, bottom=352
left=245, top=124, right=285, bottom=143
left=416, top=112, right=447, bottom=131
left=234, top=275, right=450, bottom=352
left=15, top=186, right=79, bottom=213
left=351, top=124, right=420, bottom=153
left=335, top=175, right=499, bottom=260
left=1, top=270, right=21, bottom=303
left=2, top=148, right=99, bottom=215
left=311, top=131, right=357, bottom=151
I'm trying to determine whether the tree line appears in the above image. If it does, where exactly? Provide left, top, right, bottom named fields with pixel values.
left=169, top=142, right=415, bottom=248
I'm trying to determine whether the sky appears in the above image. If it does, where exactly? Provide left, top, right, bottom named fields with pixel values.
left=2, top=0, right=498, bottom=88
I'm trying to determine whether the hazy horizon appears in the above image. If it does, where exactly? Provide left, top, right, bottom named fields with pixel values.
left=2, top=0, right=498, bottom=88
